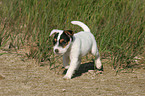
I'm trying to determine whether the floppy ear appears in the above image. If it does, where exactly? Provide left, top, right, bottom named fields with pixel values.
left=64, top=30, right=74, bottom=37
left=49, top=29, right=63, bottom=36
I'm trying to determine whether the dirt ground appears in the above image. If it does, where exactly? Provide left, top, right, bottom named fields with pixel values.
left=0, top=49, right=145, bottom=96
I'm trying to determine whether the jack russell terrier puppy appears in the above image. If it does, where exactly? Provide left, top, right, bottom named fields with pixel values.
left=50, top=21, right=102, bottom=79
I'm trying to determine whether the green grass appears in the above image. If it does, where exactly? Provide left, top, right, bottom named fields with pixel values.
left=0, top=0, right=144, bottom=70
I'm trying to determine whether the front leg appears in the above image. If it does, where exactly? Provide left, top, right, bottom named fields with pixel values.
left=63, top=58, right=81, bottom=79
left=63, top=54, right=70, bottom=69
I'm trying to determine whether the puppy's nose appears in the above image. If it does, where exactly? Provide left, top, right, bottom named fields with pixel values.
left=55, top=49, right=59, bottom=53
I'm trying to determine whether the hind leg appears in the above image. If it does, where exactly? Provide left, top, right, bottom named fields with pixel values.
left=91, top=42, right=102, bottom=69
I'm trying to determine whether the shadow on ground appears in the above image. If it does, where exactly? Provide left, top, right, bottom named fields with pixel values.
left=63, top=62, right=96, bottom=78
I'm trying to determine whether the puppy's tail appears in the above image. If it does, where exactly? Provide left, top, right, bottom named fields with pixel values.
left=71, top=21, right=90, bottom=32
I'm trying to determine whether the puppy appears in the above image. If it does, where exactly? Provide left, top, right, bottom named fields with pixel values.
left=50, top=21, right=102, bottom=79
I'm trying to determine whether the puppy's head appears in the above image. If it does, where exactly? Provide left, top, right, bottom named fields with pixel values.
left=50, top=29, right=73, bottom=55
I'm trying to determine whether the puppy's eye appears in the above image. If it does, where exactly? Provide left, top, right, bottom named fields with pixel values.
left=60, top=40, right=67, bottom=45
left=59, top=39, right=68, bottom=47
left=61, top=41, right=66, bottom=44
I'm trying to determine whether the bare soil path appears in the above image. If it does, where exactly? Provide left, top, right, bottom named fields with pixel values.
left=0, top=49, right=145, bottom=96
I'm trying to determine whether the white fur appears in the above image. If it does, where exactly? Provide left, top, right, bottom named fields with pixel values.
left=49, top=29, right=63, bottom=36
left=71, top=21, right=90, bottom=32
left=50, top=21, right=102, bottom=79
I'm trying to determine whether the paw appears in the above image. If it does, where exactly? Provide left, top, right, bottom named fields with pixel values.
left=96, top=62, right=102, bottom=70
left=96, top=65, right=102, bottom=70
left=96, top=65, right=103, bottom=71
left=63, top=75, right=71, bottom=79
left=64, top=66, right=69, bottom=69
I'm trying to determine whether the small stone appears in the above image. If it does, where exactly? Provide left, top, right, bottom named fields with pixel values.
left=62, top=89, right=66, bottom=92
left=0, top=75, right=5, bottom=80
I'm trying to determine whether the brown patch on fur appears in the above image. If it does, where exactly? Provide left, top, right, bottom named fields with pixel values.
left=54, top=38, right=57, bottom=42
left=60, top=39, right=64, bottom=43
left=64, top=30, right=74, bottom=37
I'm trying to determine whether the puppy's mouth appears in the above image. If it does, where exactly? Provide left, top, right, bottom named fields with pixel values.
left=54, top=52, right=63, bottom=55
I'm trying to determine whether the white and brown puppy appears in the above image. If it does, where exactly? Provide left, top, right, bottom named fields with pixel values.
left=50, top=21, right=102, bottom=79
